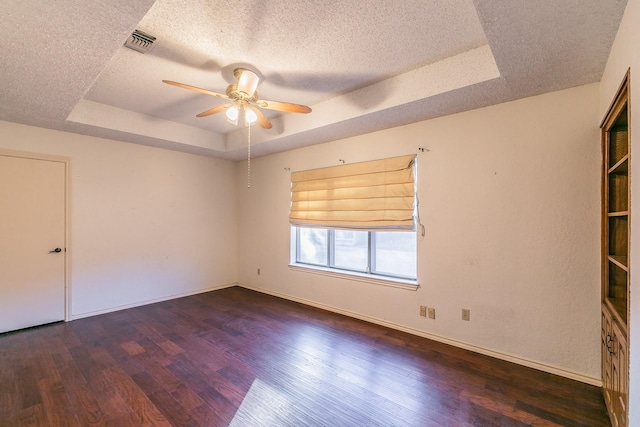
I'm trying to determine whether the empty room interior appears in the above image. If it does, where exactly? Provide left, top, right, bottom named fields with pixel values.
left=1, top=1, right=639, bottom=426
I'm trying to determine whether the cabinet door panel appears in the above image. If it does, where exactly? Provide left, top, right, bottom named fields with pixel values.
left=614, top=323, right=627, bottom=427
left=601, top=307, right=614, bottom=407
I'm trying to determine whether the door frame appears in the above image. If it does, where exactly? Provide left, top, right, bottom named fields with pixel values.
left=0, top=149, right=71, bottom=322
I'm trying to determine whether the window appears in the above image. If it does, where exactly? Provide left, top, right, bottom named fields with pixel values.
left=289, top=154, right=418, bottom=286
left=293, top=226, right=417, bottom=281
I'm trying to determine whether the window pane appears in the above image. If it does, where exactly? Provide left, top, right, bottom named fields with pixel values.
left=373, top=231, right=417, bottom=278
left=333, top=230, right=368, bottom=272
left=298, top=228, right=328, bottom=266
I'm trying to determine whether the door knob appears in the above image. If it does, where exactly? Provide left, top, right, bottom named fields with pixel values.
left=49, top=248, right=62, bottom=253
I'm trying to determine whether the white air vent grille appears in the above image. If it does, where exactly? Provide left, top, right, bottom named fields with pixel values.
left=124, top=29, right=156, bottom=53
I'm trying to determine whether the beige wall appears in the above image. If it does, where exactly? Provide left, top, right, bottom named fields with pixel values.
left=600, top=0, right=640, bottom=422
left=236, top=83, right=602, bottom=383
left=0, top=121, right=238, bottom=318
left=0, top=82, right=603, bottom=384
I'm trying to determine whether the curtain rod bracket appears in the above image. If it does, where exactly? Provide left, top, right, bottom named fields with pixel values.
left=418, top=147, right=429, bottom=152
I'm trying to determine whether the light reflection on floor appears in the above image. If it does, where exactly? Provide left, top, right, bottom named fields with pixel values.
left=229, top=323, right=444, bottom=425
left=229, top=378, right=297, bottom=427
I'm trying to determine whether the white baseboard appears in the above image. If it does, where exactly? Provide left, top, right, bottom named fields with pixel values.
left=237, top=283, right=601, bottom=387
left=70, top=282, right=237, bottom=320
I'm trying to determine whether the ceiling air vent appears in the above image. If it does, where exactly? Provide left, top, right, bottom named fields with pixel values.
left=124, top=29, right=156, bottom=53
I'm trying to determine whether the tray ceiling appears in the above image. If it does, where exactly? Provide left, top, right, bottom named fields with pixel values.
left=0, top=0, right=628, bottom=160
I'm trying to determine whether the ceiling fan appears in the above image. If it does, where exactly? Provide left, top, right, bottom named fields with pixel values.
left=162, top=68, right=312, bottom=129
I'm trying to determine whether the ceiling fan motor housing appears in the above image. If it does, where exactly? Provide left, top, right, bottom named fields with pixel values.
left=226, top=83, right=258, bottom=103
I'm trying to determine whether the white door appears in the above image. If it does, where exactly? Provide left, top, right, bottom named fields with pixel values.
left=0, top=154, right=66, bottom=333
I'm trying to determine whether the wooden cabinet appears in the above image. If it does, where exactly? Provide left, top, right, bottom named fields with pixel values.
left=601, top=70, right=630, bottom=427
left=602, top=307, right=628, bottom=427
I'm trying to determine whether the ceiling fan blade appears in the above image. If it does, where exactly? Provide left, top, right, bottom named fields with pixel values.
left=196, top=104, right=231, bottom=117
left=255, top=99, right=312, bottom=114
left=250, top=107, right=272, bottom=129
left=162, top=80, right=229, bottom=100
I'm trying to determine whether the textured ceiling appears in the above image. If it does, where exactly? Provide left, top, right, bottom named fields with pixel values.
left=0, top=0, right=628, bottom=160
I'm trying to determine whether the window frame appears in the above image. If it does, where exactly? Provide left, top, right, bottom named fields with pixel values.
left=290, top=226, right=419, bottom=290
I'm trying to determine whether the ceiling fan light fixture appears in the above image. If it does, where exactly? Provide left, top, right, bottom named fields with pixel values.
left=245, top=107, right=258, bottom=126
left=226, top=105, right=239, bottom=125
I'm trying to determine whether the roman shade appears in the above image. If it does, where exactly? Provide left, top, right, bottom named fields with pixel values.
left=290, top=154, right=416, bottom=230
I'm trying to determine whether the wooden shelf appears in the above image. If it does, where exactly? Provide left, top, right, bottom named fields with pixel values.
left=608, top=211, right=629, bottom=217
left=608, top=255, right=628, bottom=271
left=608, top=155, right=629, bottom=174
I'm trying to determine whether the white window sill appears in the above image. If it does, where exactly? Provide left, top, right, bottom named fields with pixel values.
left=288, top=263, right=419, bottom=291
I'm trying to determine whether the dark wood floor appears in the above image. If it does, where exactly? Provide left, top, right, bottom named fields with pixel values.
left=0, top=286, right=609, bottom=426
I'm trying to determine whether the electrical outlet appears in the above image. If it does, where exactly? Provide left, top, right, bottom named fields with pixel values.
left=428, top=308, right=435, bottom=319
left=419, top=305, right=427, bottom=317
left=257, top=268, right=261, bottom=275
left=462, top=308, right=470, bottom=321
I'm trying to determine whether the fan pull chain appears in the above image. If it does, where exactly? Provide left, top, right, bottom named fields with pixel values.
left=247, top=122, right=251, bottom=188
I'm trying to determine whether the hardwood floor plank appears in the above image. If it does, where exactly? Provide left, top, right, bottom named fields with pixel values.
left=148, top=389, right=200, bottom=427
left=168, top=333, right=238, bottom=373
left=514, top=399, right=609, bottom=427
left=0, top=366, right=19, bottom=423
left=141, top=362, right=184, bottom=394
left=165, top=359, right=211, bottom=394
left=87, top=367, right=134, bottom=421
left=188, top=402, right=226, bottom=427
left=130, top=371, right=164, bottom=396
left=216, top=364, right=257, bottom=392
left=121, top=340, right=145, bottom=356
left=461, top=390, right=561, bottom=426
left=101, top=366, right=172, bottom=426
left=38, top=379, right=81, bottom=427
left=228, top=379, right=315, bottom=427
left=16, top=366, right=42, bottom=409
left=157, top=339, right=184, bottom=357
left=198, top=386, right=239, bottom=424
left=0, top=286, right=609, bottom=426
left=51, top=352, right=107, bottom=426
left=169, top=383, right=205, bottom=412
left=15, top=403, right=47, bottom=427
